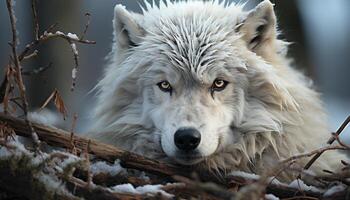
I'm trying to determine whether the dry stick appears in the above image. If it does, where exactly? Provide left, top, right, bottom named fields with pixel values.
left=22, top=62, right=52, bottom=76
left=303, top=115, right=350, bottom=170
left=6, top=0, right=40, bottom=148
left=84, top=140, right=93, bottom=188
left=64, top=175, right=153, bottom=200
left=2, top=68, right=14, bottom=114
left=69, top=40, right=79, bottom=91
left=69, top=113, right=78, bottom=155
left=18, top=30, right=95, bottom=62
left=80, top=13, right=91, bottom=40
left=281, top=145, right=348, bottom=164
left=0, top=70, right=9, bottom=103
left=31, top=0, right=39, bottom=40
left=22, top=49, right=38, bottom=60
left=0, top=113, right=189, bottom=178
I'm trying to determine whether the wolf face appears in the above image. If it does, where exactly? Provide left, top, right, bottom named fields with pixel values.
left=144, top=53, right=243, bottom=164
left=91, top=0, right=346, bottom=176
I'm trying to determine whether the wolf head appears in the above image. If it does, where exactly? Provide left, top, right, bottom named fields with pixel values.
left=92, top=0, right=300, bottom=168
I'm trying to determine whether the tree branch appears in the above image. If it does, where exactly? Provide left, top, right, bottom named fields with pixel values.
left=6, top=0, right=40, bottom=148
left=0, top=112, right=188, bottom=178
left=303, top=115, right=350, bottom=170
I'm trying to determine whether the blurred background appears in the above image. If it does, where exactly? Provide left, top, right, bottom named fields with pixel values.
left=0, top=0, right=349, bottom=133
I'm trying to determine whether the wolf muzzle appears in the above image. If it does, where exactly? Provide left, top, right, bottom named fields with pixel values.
left=174, top=127, right=201, bottom=151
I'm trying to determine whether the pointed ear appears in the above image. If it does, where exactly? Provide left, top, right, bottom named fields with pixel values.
left=113, top=5, right=145, bottom=49
left=238, top=0, right=277, bottom=53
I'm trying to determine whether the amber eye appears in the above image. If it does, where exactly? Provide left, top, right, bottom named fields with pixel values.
left=212, top=79, right=228, bottom=92
left=157, top=80, right=172, bottom=93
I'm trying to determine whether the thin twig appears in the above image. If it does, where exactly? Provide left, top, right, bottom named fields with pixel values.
left=18, top=30, right=95, bottom=62
left=303, top=115, right=350, bottom=170
left=10, top=98, right=24, bottom=111
left=80, top=13, right=91, bottom=40
left=331, top=132, right=350, bottom=149
left=22, top=49, right=38, bottom=60
left=69, top=113, right=78, bottom=155
left=281, top=145, right=348, bottom=164
left=85, top=140, right=93, bottom=188
left=31, top=0, right=39, bottom=40
left=6, top=0, right=40, bottom=149
left=22, top=62, right=52, bottom=75
left=69, top=40, right=79, bottom=91
left=2, top=67, right=15, bottom=114
left=45, top=22, right=58, bottom=33
left=0, top=67, right=10, bottom=103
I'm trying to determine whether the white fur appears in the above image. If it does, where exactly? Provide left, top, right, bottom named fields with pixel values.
left=89, top=0, right=348, bottom=181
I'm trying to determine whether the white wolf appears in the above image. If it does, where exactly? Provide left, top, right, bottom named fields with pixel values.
left=90, top=0, right=347, bottom=180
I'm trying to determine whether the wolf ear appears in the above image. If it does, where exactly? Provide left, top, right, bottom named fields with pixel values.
left=113, top=5, right=145, bottom=49
left=238, top=0, right=277, bottom=53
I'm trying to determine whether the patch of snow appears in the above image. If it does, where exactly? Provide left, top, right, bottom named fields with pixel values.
left=55, top=31, right=64, bottom=35
left=0, top=136, right=31, bottom=158
left=229, top=171, right=288, bottom=187
left=323, top=184, right=346, bottom=196
left=301, top=169, right=316, bottom=177
left=31, top=152, right=49, bottom=166
left=72, top=68, right=78, bottom=79
left=111, top=184, right=173, bottom=198
left=138, top=171, right=150, bottom=181
left=136, top=184, right=172, bottom=198
left=267, top=177, right=288, bottom=187
left=28, top=109, right=60, bottom=127
left=90, top=160, right=125, bottom=176
left=112, top=183, right=136, bottom=193
left=67, top=32, right=79, bottom=40
left=229, top=171, right=260, bottom=180
left=265, top=194, right=280, bottom=200
left=0, top=137, right=75, bottom=197
left=70, top=43, right=78, bottom=55
left=288, top=179, right=324, bottom=193
left=60, top=154, right=80, bottom=168
left=0, top=144, right=15, bottom=158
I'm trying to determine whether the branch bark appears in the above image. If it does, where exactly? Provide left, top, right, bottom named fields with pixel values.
left=0, top=113, right=188, bottom=178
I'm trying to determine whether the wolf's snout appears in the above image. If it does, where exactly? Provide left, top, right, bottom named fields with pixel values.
left=174, top=128, right=201, bottom=151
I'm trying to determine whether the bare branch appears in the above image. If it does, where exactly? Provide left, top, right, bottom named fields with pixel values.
left=0, top=113, right=190, bottom=178
left=69, top=113, right=78, bottom=155
left=80, top=13, right=91, bottom=40
left=31, top=0, right=39, bottom=40
left=6, top=0, right=40, bottom=148
left=18, top=30, right=95, bottom=62
left=22, top=62, right=52, bottom=75
left=69, top=40, right=79, bottom=91
left=303, top=115, right=350, bottom=170
left=40, top=89, right=68, bottom=119
left=22, top=49, right=38, bottom=60
left=280, top=145, right=348, bottom=164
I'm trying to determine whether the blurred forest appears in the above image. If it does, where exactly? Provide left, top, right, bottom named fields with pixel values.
left=0, top=0, right=349, bottom=133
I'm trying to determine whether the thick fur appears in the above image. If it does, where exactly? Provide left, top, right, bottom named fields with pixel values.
left=89, top=0, right=347, bottom=181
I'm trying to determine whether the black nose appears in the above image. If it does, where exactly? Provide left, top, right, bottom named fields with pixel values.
left=174, top=128, right=201, bottom=151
